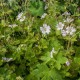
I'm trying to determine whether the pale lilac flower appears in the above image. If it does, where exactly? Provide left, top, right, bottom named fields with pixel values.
left=19, top=16, right=26, bottom=22
left=50, top=48, right=56, bottom=58
left=2, top=57, right=13, bottom=62
left=17, top=12, right=23, bottom=20
left=17, top=12, right=25, bottom=22
left=9, top=24, right=18, bottom=28
left=61, top=26, right=76, bottom=37
left=64, top=17, right=74, bottom=23
left=61, top=30, right=67, bottom=37
left=41, top=13, right=47, bottom=19
left=66, top=61, right=70, bottom=66
left=40, top=24, right=51, bottom=35
left=56, top=22, right=64, bottom=30
left=66, top=26, right=76, bottom=35
left=62, top=11, right=70, bottom=16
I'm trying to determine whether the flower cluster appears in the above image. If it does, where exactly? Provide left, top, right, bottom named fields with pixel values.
left=61, top=26, right=76, bottom=36
left=40, top=24, right=51, bottom=35
left=56, top=19, right=76, bottom=37
left=17, top=12, right=26, bottom=22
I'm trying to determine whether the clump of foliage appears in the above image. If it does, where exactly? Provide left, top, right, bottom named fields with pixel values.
left=0, top=0, right=80, bottom=80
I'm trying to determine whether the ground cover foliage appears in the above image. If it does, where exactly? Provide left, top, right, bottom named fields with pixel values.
left=0, top=0, right=80, bottom=80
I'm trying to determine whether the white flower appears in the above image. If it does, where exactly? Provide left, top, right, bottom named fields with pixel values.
left=64, top=17, right=74, bottom=23
left=17, top=12, right=23, bottom=20
left=40, top=24, right=51, bottom=35
left=19, top=16, right=26, bottom=22
left=56, top=22, right=64, bottom=30
left=62, top=11, right=70, bottom=16
left=61, top=30, right=67, bottom=37
left=41, top=13, right=47, bottom=19
left=17, top=12, right=25, bottom=22
left=61, top=26, right=76, bottom=37
left=50, top=48, right=56, bottom=58
left=66, top=26, right=76, bottom=35
left=66, top=61, right=70, bottom=66
left=2, top=57, right=13, bottom=62
left=9, top=24, right=18, bottom=28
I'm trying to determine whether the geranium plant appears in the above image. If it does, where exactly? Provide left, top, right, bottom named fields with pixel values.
left=0, top=0, right=80, bottom=80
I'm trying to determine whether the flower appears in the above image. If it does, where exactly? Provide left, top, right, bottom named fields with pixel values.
left=17, top=12, right=26, bottom=22
left=50, top=48, right=56, bottom=58
left=19, top=16, right=26, bottom=22
left=61, top=30, right=67, bottom=37
left=17, top=12, right=23, bottom=20
left=61, top=26, right=76, bottom=37
left=9, top=24, right=18, bottom=28
left=62, top=11, right=70, bottom=16
left=41, top=13, right=47, bottom=19
left=2, top=57, right=13, bottom=62
left=66, top=26, right=76, bottom=35
left=64, top=17, right=74, bottom=23
left=40, top=24, right=51, bottom=35
left=66, top=61, right=70, bottom=66
left=56, top=22, right=64, bottom=30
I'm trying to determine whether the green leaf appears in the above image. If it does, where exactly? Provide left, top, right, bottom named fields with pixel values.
left=29, top=0, right=44, bottom=16
left=50, top=69, right=63, bottom=80
left=55, top=52, right=67, bottom=70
